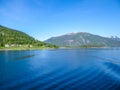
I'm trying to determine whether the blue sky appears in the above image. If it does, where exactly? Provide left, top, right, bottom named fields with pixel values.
left=0, top=0, right=120, bottom=41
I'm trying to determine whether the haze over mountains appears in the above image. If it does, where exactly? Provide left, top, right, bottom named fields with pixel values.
left=45, top=32, right=120, bottom=47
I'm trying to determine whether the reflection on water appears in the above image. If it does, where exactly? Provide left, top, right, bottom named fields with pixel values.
left=0, top=49, right=120, bottom=90
left=13, top=54, right=35, bottom=60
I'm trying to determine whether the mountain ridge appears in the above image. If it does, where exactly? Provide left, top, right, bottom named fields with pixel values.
left=45, top=32, right=120, bottom=47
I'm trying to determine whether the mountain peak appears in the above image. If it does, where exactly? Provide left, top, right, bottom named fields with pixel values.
left=65, top=32, right=79, bottom=35
left=64, top=32, right=90, bottom=35
left=45, top=32, right=120, bottom=47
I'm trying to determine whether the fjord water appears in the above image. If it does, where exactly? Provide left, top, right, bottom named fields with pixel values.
left=0, top=49, right=120, bottom=90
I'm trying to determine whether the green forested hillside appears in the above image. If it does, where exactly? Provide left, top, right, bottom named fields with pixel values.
left=0, top=25, right=58, bottom=49
left=45, top=32, right=120, bottom=47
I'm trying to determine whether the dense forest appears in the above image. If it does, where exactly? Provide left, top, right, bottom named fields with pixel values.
left=0, top=25, right=58, bottom=49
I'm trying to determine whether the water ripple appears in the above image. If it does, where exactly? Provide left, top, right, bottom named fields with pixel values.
left=1, top=49, right=120, bottom=90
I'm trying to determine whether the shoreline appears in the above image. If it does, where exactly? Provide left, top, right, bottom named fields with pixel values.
left=1, top=47, right=120, bottom=51
left=0, top=47, right=58, bottom=51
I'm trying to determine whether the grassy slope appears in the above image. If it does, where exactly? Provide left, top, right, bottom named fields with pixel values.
left=0, top=25, right=58, bottom=50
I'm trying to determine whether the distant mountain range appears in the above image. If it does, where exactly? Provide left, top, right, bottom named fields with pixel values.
left=0, top=25, right=57, bottom=48
left=1, top=25, right=120, bottom=48
left=45, top=32, right=120, bottom=47
left=109, top=36, right=120, bottom=42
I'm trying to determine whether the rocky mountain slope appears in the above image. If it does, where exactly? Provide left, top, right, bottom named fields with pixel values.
left=45, top=32, right=120, bottom=47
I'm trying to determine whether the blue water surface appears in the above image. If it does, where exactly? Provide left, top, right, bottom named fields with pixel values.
left=0, top=48, right=120, bottom=90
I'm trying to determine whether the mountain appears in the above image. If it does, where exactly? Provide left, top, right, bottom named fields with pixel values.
left=109, top=36, right=120, bottom=42
left=0, top=25, right=57, bottom=48
left=45, top=32, right=120, bottom=47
